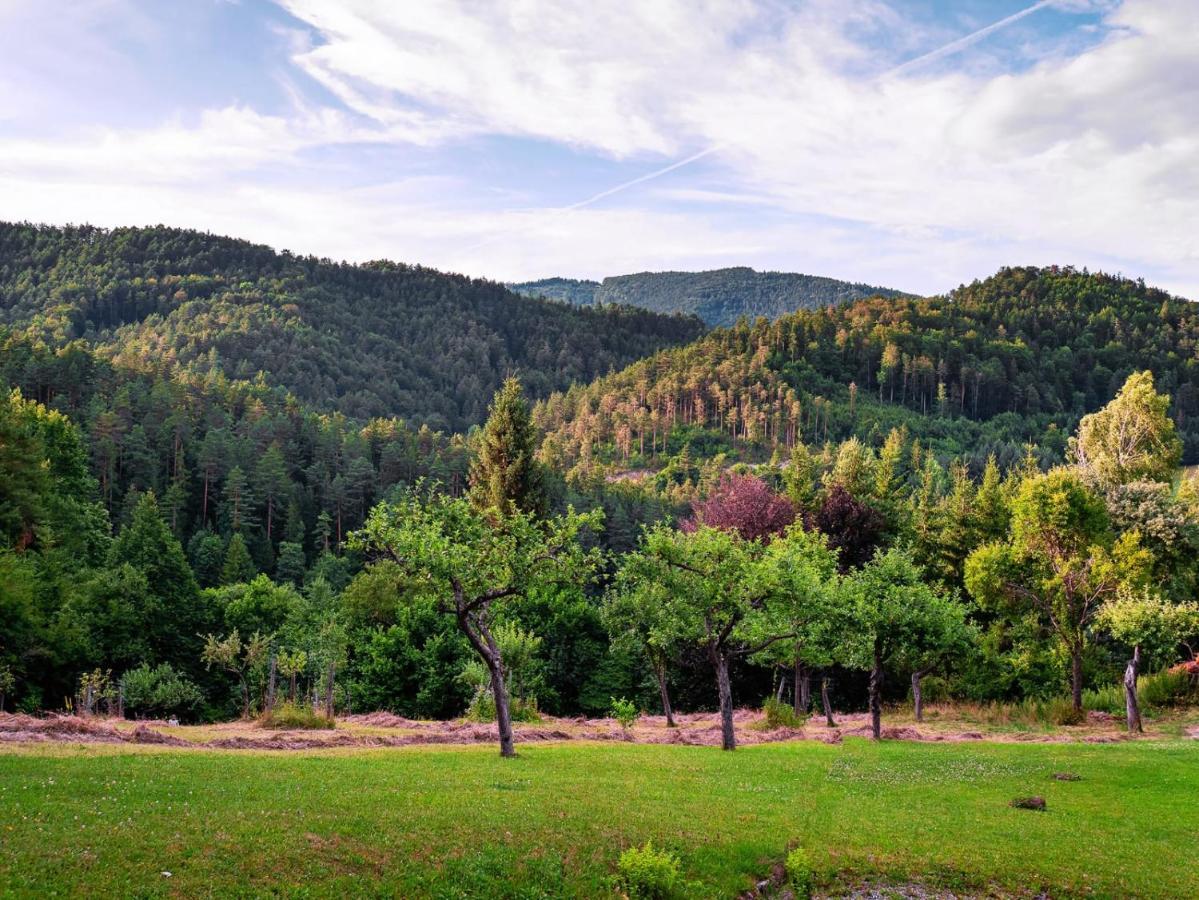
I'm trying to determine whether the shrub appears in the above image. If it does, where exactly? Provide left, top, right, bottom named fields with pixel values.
left=464, top=692, right=541, bottom=723
left=609, top=696, right=640, bottom=729
left=1081, top=683, right=1123, bottom=715
left=615, top=842, right=686, bottom=899
left=1140, top=668, right=1197, bottom=707
left=260, top=701, right=334, bottom=730
left=757, top=697, right=805, bottom=730
left=1050, top=698, right=1086, bottom=726
left=1083, top=668, right=1198, bottom=714
left=121, top=663, right=204, bottom=721
left=785, top=847, right=814, bottom=899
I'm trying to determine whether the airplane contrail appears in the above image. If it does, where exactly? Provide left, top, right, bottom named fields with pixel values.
left=555, top=0, right=1061, bottom=214
left=467, top=0, right=1061, bottom=253
left=884, top=0, right=1058, bottom=78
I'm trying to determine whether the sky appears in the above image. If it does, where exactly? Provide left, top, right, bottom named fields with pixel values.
left=1, top=0, right=1196, bottom=298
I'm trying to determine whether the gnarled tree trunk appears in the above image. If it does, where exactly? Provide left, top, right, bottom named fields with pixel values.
left=457, top=597, right=516, bottom=758
left=487, top=653, right=515, bottom=757
left=820, top=674, right=836, bottom=727
left=1124, top=644, right=1142, bottom=734
left=869, top=646, right=883, bottom=740
left=911, top=669, right=930, bottom=723
left=714, top=651, right=736, bottom=751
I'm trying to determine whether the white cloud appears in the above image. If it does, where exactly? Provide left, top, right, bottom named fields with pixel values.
left=0, top=0, right=1196, bottom=298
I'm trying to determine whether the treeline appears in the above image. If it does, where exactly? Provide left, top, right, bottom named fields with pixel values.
left=0, top=222, right=705, bottom=431
left=1, top=330, right=469, bottom=578
left=535, top=267, right=1199, bottom=475
left=513, top=267, right=908, bottom=327
left=4, top=372, right=1197, bottom=742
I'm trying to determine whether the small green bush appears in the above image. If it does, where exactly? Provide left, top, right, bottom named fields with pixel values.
left=1050, top=698, right=1086, bottom=726
left=464, top=692, right=541, bottom=723
left=615, top=842, right=686, bottom=899
left=121, top=663, right=203, bottom=721
left=260, top=701, right=334, bottom=730
left=785, top=847, right=814, bottom=899
left=757, top=697, right=805, bottom=730
left=609, top=696, right=640, bottom=729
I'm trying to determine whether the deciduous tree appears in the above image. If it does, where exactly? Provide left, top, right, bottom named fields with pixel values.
left=351, top=485, right=602, bottom=756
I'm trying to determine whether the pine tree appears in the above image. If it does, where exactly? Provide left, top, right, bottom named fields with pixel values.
left=468, top=377, right=546, bottom=516
left=108, top=492, right=206, bottom=672
left=221, top=532, right=256, bottom=585
left=222, top=465, right=257, bottom=535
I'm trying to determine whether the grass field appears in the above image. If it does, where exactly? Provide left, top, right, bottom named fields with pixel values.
left=1, top=737, right=1196, bottom=898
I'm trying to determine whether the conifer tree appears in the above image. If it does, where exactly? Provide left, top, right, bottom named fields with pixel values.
left=469, top=377, right=546, bottom=516
left=109, top=492, right=206, bottom=673
left=221, top=533, right=256, bottom=586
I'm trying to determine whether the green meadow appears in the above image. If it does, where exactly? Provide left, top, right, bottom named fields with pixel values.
left=2, top=738, right=1195, bottom=898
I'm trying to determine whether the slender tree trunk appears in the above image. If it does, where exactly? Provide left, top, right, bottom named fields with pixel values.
left=654, top=661, right=676, bottom=728
left=325, top=660, right=336, bottom=719
left=869, top=647, right=883, bottom=740
left=911, top=669, right=927, bottom=723
left=487, top=655, right=516, bottom=758
left=290, top=673, right=297, bottom=703
left=240, top=676, right=251, bottom=719
left=1071, top=647, right=1084, bottom=713
left=820, top=674, right=836, bottom=727
left=775, top=669, right=786, bottom=702
left=1124, top=644, right=1142, bottom=734
left=457, top=600, right=516, bottom=758
left=267, top=654, right=277, bottom=712
left=795, top=657, right=810, bottom=715
left=715, top=652, right=736, bottom=751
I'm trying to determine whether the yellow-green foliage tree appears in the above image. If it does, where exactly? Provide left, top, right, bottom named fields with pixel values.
left=1069, top=371, right=1181, bottom=489
left=966, top=469, right=1151, bottom=712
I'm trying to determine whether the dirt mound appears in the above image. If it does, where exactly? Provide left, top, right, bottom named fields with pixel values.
left=341, top=712, right=421, bottom=728
left=131, top=725, right=191, bottom=746
left=0, top=713, right=186, bottom=746
left=845, top=724, right=925, bottom=741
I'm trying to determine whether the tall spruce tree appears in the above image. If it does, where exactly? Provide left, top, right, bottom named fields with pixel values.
left=468, top=377, right=546, bottom=516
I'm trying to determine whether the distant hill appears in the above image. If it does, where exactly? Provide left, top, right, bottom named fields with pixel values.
left=510, top=267, right=910, bottom=326
left=0, top=223, right=705, bottom=431
left=534, top=266, right=1199, bottom=473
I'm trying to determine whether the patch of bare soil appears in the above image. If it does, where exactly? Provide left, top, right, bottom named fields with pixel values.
left=0, top=707, right=1171, bottom=752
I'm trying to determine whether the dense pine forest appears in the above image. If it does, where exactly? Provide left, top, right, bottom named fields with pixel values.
left=2, top=231, right=1198, bottom=747
left=511, top=266, right=909, bottom=326
left=535, top=266, right=1199, bottom=480
left=0, top=223, right=704, bottom=430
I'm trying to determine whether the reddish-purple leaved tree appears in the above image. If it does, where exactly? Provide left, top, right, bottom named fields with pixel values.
left=681, top=473, right=795, bottom=542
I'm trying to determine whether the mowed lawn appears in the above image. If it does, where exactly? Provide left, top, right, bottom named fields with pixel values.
left=0, top=738, right=1195, bottom=898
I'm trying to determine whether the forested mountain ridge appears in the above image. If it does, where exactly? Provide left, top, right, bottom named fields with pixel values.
left=534, top=266, right=1199, bottom=476
left=511, top=266, right=910, bottom=326
left=0, top=223, right=705, bottom=431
